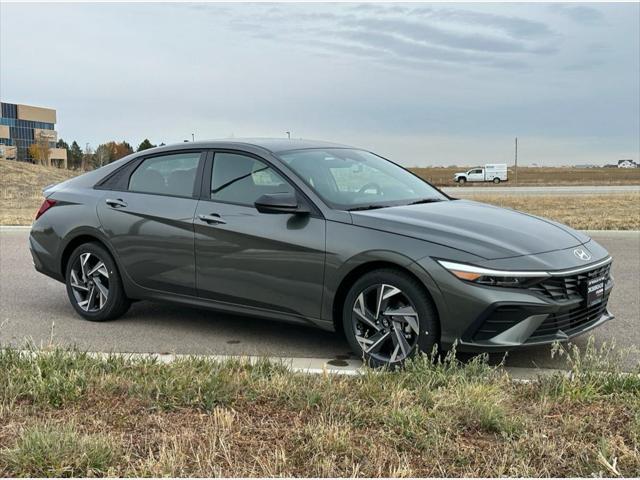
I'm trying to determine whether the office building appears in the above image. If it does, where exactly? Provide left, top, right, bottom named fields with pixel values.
left=0, top=102, right=67, bottom=167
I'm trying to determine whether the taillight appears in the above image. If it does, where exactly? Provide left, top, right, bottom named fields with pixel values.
left=35, top=198, right=57, bottom=220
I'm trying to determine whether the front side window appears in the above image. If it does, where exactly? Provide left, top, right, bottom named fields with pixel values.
left=278, top=148, right=446, bottom=210
left=210, top=153, right=294, bottom=205
left=128, top=152, right=201, bottom=197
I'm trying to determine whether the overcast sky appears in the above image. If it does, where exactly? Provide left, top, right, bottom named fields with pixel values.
left=1, top=2, right=638, bottom=166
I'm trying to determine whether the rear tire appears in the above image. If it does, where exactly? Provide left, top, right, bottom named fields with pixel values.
left=342, top=269, right=439, bottom=368
left=65, top=242, right=130, bottom=322
left=493, top=177, right=501, bottom=184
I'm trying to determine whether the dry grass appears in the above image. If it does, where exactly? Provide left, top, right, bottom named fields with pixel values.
left=0, top=160, right=79, bottom=225
left=461, top=194, right=640, bottom=230
left=0, top=342, right=639, bottom=477
left=411, top=166, right=640, bottom=187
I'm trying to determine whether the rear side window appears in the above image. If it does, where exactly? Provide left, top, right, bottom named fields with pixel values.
left=210, top=153, right=293, bottom=205
left=129, top=152, right=201, bottom=197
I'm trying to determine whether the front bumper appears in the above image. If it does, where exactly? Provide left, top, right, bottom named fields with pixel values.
left=416, top=254, right=615, bottom=352
left=456, top=293, right=614, bottom=352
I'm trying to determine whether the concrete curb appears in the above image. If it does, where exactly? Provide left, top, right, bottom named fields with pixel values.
left=0, top=225, right=32, bottom=230
left=7, top=348, right=570, bottom=380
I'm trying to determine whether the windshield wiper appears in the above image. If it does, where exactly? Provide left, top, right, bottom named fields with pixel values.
left=347, top=205, right=390, bottom=212
left=408, top=198, right=445, bottom=205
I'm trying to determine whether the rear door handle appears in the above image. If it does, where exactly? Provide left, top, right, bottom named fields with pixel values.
left=105, top=198, right=127, bottom=208
left=198, top=213, right=226, bottom=225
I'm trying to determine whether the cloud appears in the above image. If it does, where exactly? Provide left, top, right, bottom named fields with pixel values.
left=410, top=7, right=556, bottom=39
left=553, top=5, right=605, bottom=24
left=217, top=4, right=557, bottom=71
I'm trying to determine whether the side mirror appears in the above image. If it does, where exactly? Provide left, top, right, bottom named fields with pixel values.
left=254, top=192, right=310, bottom=214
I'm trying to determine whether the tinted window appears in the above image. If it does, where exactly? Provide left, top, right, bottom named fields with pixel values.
left=129, top=152, right=200, bottom=197
left=210, top=153, right=294, bottom=205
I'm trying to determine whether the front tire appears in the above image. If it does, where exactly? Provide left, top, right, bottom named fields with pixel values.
left=65, top=242, right=130, bottom=321
left=457, top=177, right=466, bottom=185
left=342, top=269, right=439, bottom=368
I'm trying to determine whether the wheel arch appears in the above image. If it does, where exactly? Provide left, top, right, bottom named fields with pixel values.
left=59, top=228, right=120, bottom=281
left=331, top=260, right=441, bottom=340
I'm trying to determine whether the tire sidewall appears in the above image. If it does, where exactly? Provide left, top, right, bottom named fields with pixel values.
left=65, top=243, right=124, bottom=321
left=342, top=269, right=438, bottom=367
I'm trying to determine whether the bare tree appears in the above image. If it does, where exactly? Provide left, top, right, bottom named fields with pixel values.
left=28, top=134, right=52, bottom=166
left=81, top=144, right=94, bottom=171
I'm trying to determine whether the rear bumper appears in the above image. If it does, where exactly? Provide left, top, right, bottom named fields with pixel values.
left=29, top=232, right=63, bottom=282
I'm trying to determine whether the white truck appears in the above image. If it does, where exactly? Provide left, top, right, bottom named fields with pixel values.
left=454, top=164, right=508, bottom=184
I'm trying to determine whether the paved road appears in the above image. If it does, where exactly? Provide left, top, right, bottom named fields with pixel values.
left=1, top=228, right=638, bottom=370
left=442, top=185, right=640, bottom=196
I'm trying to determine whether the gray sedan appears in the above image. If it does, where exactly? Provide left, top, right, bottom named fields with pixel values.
left=29, top=139, right=614, bottom=367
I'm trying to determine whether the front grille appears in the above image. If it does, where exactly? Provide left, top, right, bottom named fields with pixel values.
left=529, top=262, right=611, bottom=301
left=529, top=293, right=610, bottom=340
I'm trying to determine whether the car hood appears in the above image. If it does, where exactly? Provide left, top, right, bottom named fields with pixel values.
left=350, top=199, right=585, bottom=260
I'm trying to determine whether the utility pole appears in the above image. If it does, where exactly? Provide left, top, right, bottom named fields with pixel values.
left=286, top=131, right=291, bottom=140
left=514, top=137, right=518, bottom=186
left=191, top=133, right=195, bottom=142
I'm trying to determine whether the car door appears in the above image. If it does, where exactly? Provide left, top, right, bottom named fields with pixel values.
left=97, top=150, right=205, bottom=296
left=467, top=169, right=484, bottom=182
left=194, top=151, right=326, bottom=320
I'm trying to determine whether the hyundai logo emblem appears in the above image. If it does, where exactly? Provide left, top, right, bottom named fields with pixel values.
left=574, top=248, right=592, bottom=261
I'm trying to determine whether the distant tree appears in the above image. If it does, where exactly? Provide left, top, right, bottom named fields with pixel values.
left=94, top=143, right=113, bottom=168
left=93, top=141, right=133, bottom=166
left=69, top=141, right=83, bottom=170
left=137, top=139, right=156, bottom=152
left=56, top=138, right=69, bottom=152
left=113, top=141, right=134, bottom=160
left=28, top=134, right=52, bottom=166
left=82, top=144, right=95, bottom=171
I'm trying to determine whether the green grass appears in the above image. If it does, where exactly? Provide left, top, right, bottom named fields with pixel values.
left=0, top=341, right=638, bottom=477
left=1, top=424, right=117, bottom=477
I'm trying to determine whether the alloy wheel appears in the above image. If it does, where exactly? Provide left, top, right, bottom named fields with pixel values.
left=351, top=283, right=420, bottom=364
left=69, top=252, right=110, bottom=312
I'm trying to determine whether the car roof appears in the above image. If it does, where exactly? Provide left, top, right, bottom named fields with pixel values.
left=147, top=138, right=354, bottom=154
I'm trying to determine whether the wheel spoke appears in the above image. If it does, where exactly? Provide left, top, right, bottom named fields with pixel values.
left=384, top=305, right=420, bottom=334
left=77, top=284, right=95, bottom=311
left=391, top=322, right=411, bottom=358
left=80, top=253, right=91, bottom=281
left=93, top=278, right=109, bottom=309
left=86, top=285, right=96, bottom=310
left=70, top=270, right=88, bottom=291
left=353, top=293, right=380, bottom=331
left=364, top=330, right=391, bottom=354
left=389, top=344, right=401, bottom=363
left=88, top=261, right=109, bottom=278
left=375, top=284, right=401, bottom=319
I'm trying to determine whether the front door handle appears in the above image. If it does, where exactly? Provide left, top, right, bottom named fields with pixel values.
left=198, top=213, right=226, bottom=225
left=105, top=198, right=127, bottom=208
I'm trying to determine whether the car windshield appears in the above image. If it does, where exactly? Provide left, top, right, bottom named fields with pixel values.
left=278, top=148, right=447, bottom=210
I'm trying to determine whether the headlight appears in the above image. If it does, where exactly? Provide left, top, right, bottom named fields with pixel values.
left=437, top=260, right=550, bottom=288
